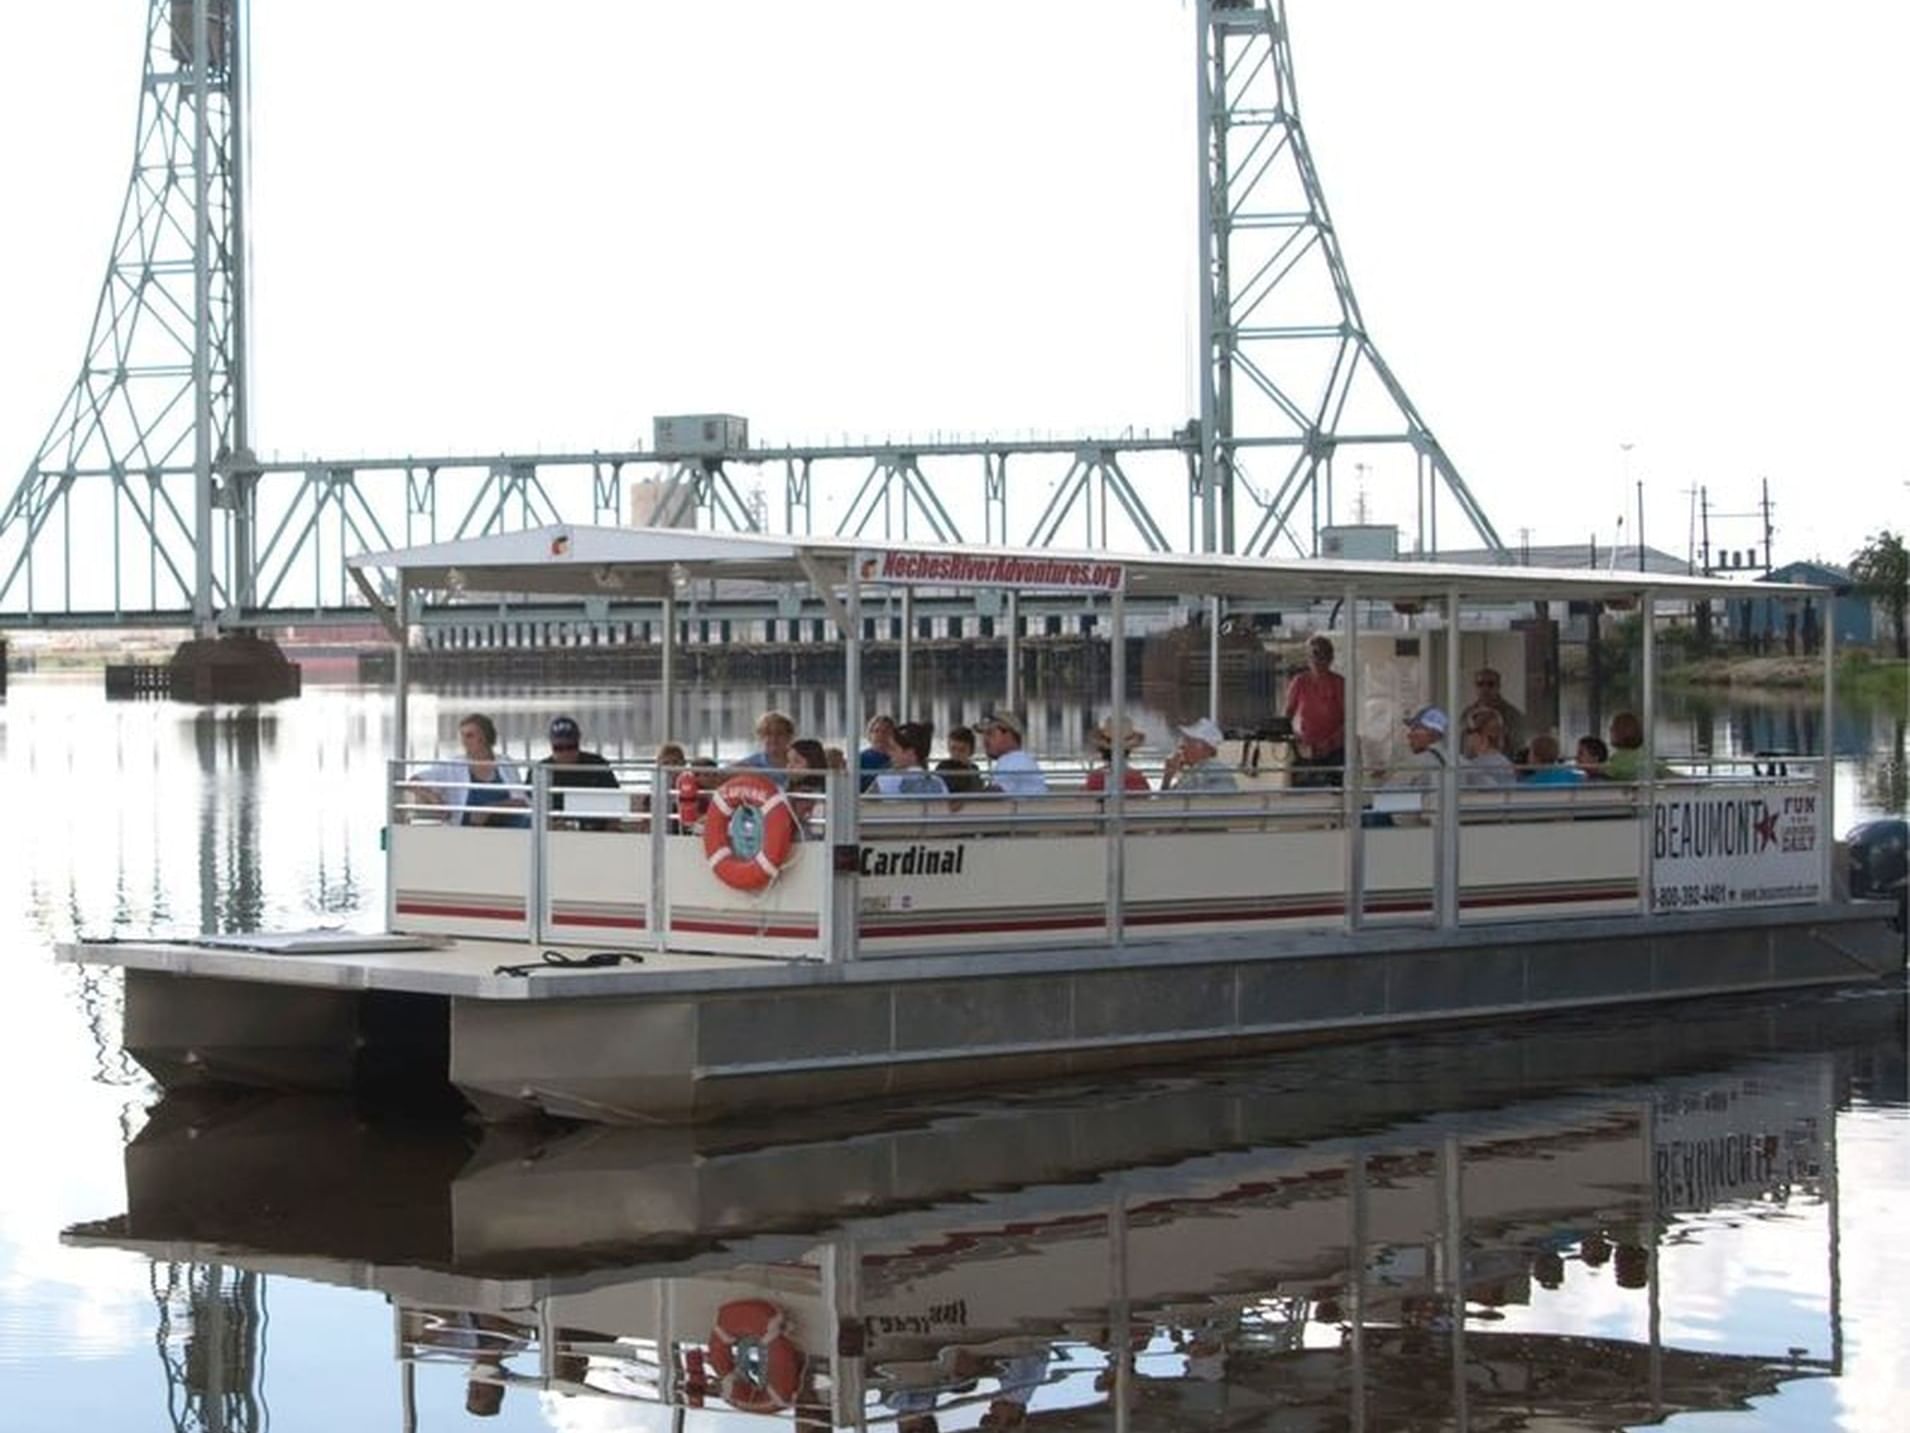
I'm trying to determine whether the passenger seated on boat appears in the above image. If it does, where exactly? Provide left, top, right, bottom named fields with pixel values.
left=947, top=724, right=977, bottom=765
left=1164, top=717, right=1238, bottom=792
left=873, top=722, right=949, bottom=796
left=976, top=711, right=1049, bottom=795
left=1460, top=711, right=1517, bottom=788
left=935, top=756, right=984, bottom=796
left=1369, top=705, right=1448, bottom=824
left=787, top=737, right=829, bottom=832
left=1083, top=716, right=1150, bottom=793
left=1520, top=731, right=1585, bottom=785
left=860, top=714, right=900, bottom=790
left=636, top=741, right=686, bottom=831
left=411, top=713, right=528, bottom=828
left=1603, top=710, right=1669, bottom=782
left=737, top=709, right=795, bottom=778
left=1576, top=734, right=1609, bottom=780
left=539, top=715, right=620, bottom=829
left=1462, top=666, right=1528, bottom=754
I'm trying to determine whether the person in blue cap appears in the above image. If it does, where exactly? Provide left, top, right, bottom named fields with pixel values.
left=539, top=715, right=620, bottom=828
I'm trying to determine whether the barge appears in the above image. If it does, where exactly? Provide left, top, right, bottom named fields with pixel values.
left=62, top=527, right=1906, bottom=1122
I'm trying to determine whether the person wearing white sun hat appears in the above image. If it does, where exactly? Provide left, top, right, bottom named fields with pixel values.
left=1163, top=716, right=1237, bottom=792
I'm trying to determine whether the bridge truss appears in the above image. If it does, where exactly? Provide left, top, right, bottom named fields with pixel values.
left=1, top=0, right=1503, bottom=630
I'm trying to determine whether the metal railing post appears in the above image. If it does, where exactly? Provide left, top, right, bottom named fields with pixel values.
left=530, top=763, right=550, bottom=943
left=385, top=757, right=401, bottom=933
left=824, top=765, right=859, bottom=964
left=650, top=757, right=671, bottom=952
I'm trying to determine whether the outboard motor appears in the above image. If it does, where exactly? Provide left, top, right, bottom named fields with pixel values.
left=1846, top=817, right=1908, bottom=932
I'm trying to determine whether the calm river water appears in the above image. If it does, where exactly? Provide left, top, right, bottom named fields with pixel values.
left=0, top=674, right=1904, bottom=1431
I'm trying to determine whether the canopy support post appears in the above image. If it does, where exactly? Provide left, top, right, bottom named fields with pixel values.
left=899, top=585, right=914, bottom=718
left=1439, top=588, right=1461, bottom=928
left=845, top=573, right=862, bottom=746
left=1108, top=583, right=1128, bottom=948
left=1640, top=588, right=1656, bottom=916
left=393, top=574, right=410, bottom=763
left=1343, top=582, right=1364, bottom=930
left=660, top=592, right=677, bottom=745
left=1005, top=589, right=1021, bottom=713
left=832, top=570, right=863, bottom=965
left=1820, top=594, right=1836, bottom=901
left=1207, top=594, right=1222, bottom=724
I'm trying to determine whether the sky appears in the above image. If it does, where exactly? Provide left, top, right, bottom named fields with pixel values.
left=1, top=0, right=1906, bottom=587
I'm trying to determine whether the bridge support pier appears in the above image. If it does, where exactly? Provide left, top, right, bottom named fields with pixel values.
left=167, top=632, right=301, bottom=704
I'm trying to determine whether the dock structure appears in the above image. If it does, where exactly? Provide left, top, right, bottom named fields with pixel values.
left=63, top=526, right=1906, bottom=1124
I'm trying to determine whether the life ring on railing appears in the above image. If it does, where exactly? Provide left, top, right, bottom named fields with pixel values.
left=704, top=774, right=798, bottom=892
left=706, top=1298, right=806, bottom=1412
left=675, top=770, right=704, bottom=831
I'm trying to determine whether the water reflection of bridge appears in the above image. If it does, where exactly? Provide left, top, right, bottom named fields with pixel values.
left=66, top=989, right=1903, bottom=1430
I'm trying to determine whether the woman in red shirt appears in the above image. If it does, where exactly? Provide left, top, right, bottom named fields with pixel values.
left=1083, top=717, right=1151, bottom=793
left=1283, top=635, right=1346, bottom=788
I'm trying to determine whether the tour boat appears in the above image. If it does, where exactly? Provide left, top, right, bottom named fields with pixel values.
left=61, top=527, right=1906, bottom=1123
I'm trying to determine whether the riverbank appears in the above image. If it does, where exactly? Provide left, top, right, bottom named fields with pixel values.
left=1663, top=651, right=1906, bottom=702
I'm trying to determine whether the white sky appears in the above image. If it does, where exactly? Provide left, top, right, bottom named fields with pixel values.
left=1, top=1, right=1906, bottom=581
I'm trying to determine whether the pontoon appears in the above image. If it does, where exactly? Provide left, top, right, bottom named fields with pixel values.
left=61, top=527, right=1906, bottom=1122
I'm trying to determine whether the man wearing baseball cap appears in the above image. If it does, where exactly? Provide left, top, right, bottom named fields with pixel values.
left=1164, top=716, right=1238, bottom=792
left=540, top=715, right=620, bottom=828
left=1362, top=706, right=1450, bottom=827
left=974, top=710, right=1048, bottom=796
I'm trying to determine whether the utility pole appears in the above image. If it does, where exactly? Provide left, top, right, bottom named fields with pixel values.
left=1760, top=477, right=1774, bottom=572
left=1636, top=479, right=1646, bottom=574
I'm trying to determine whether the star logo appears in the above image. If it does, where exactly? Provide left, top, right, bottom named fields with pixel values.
left=1753, top=806, right=1779, bottom=850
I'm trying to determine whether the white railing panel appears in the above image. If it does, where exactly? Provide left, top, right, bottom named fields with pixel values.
left=543, top=830, right=652, bottom=948
left=390, top=825, right=533, bottom=939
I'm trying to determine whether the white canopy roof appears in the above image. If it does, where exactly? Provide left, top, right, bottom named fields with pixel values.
left=348, top=525, right=1819, bottom=604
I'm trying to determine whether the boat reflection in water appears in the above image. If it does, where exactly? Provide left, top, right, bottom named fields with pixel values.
left=67, top=989, right=1904, bottom=1430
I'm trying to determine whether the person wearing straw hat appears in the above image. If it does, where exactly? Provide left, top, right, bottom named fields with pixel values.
left=1163, top=717, right=1238, bottom=792
left=1083, top=716, right=1150, bottom=794
left=975, top=711, right=1048, bottom=796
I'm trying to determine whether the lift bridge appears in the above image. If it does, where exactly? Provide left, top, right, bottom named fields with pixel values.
left=0, top=0, right=1502, bottom=635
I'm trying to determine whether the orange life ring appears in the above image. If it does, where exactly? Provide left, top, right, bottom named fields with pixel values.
left=703, top=774, right=797, bottom=892
left=707, top=1298, right=805, bottom=1412
left=675, top=770, right=704, bottom=831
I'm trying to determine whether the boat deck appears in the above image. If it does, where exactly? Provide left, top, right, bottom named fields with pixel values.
left=61, top=897, right=1896, bottom=1000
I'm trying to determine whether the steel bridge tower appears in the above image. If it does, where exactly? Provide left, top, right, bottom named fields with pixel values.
left=1195, top=0, right=1501, bottom=556
left=0, top=1, right=1507, bottom=630
left=1, top=0, right=250, bottom=630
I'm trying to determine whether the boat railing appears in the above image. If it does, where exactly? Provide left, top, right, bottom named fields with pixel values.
left=385, top=747, right=1831, bottom=961
left=388, top=758, right=837, bottom=957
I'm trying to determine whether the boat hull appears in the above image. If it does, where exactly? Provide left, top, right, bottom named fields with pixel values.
left=103, top=902, right=1904, bottom=1123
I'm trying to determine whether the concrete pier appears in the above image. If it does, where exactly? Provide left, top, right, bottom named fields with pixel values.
left=104, top=632, right=303, bottom=703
